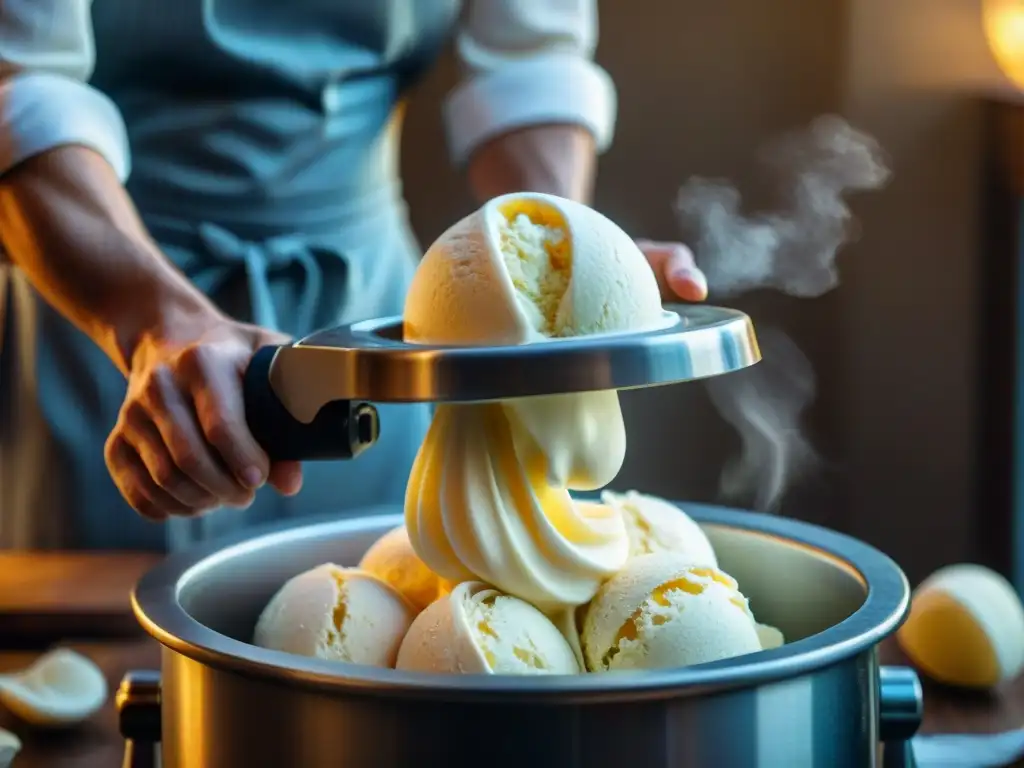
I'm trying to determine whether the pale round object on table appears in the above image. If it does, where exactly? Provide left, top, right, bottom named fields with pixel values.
left=0, top=726, right=20, bottom=768
left=897, top=563, right=1024, bottom=689
left=359, top=526, right=451, bottom=613
left=396, top=581, right=580, bottom=675
left=254, top=564, right=416, bottom=668
left=0, top=648, right=108, bottom=727
left=582, top=552, right=762, bottom=672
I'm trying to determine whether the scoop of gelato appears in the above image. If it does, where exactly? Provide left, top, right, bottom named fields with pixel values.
left=396, top=581, right=580, bottom=675
left=582, top=553, right=762, bottom=672
left=404, top=192, right=664, bottom=345
left=254, top=564, right=415, bottom=668
left=601, top=490, right=718, bottom=565
left=359, top=526, right=451, bottom=613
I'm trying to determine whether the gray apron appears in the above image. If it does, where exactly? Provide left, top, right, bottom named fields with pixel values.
left=0, top=0, right=459, bottom=551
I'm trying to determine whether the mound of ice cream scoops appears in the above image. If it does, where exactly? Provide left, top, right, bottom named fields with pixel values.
left=253, top=193, right=784, bottom=675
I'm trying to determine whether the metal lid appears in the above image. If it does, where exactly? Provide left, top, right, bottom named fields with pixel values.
left=273, top=305, right=759, bottom=407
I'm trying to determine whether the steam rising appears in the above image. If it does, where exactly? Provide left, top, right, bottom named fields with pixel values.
left=705, top=329, right=819, bottom=512
left=675, top=115, right=891, bottom=510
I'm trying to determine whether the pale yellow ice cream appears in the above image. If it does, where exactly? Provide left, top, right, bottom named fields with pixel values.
left=358, top=526, right=451, bottom=613
left=756, top=623, right=786, bottom=650
left=403, top=193, right=666, bottom=612
left=405, top=402, right=628, bottom=611
left=897, top=563, right=1024, bottom=689
left=404, top=192, right=665, bottom=345
left=601, top=490, right=718, bottom=565
left=253, top=564, right=416, bottom=668
left=395, top=581, right=580, bottom=675
left=582, top=553, right=762, bottom=672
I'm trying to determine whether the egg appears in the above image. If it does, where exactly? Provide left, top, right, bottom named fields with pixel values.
left=897, top=564, right=1024, bottom=689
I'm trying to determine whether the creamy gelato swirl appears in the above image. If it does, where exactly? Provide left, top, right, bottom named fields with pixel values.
left=404, top=391, right=629, bottom=612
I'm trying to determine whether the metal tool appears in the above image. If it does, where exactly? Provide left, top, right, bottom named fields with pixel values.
left=242, top=304, right=760, bottom=461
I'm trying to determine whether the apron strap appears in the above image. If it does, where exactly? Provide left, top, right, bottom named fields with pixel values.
left=197, top=222, right=334, bottom=338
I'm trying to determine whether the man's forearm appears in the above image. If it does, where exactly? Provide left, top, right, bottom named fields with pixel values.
left=465, top=124, right=597, bottom=205
left=0, top=146, right=220, bottom=374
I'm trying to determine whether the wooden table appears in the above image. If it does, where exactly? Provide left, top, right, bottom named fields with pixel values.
left=880, top=642, right=1024, bottom=740
left=0, top=639, right=1020, bottom=767
left=2, top=554, right=1024, bottom=767
left=0, top=639, right=159, bottom=768
left=0, top=552, right=162, bottom=768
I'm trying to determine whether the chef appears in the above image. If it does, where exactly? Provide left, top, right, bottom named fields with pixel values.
left=0, top=1, right=708, bottom=551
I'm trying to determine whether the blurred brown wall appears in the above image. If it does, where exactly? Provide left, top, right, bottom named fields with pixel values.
left=399, top=0, right=1006, bottom=585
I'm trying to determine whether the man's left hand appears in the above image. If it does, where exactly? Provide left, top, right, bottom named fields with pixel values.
left=636, top=240, right=708, bottom=303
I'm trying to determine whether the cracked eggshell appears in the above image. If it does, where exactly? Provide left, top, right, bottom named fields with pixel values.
left=395, top=581, right=580, bottom=675
left=253, top=564, right=416, bottom=668
left=582, top=552, right=761, bottom=672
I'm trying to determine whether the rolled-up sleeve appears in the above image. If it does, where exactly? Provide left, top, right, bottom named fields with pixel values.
left=0, top=1, right=130, bottom=181
left=443, top=0, right=617, bottom=167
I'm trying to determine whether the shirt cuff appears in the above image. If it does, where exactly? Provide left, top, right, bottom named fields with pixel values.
left=0, top=71, right=130, bottom=182
left=443, top=53, right=617, bottom=167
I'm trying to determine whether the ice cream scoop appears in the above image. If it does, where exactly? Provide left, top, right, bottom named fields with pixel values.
left=395, top=581, right=580, bottom=675
left=404, top=192, right=664, bottom=346
left=601, top=489, right=718, bottom=565
left=404, top=193, right=665, bottom=611
left=897, top=563, right=1024, bottom=689
left=0, top=648, right=108, bottom=727
left=582, top=553, right=762, bottom=672
left=0, top=728, right=19, bottom=768
left=254, top=564, right=416, bottom=668
left=358, top=526, right=450, bottom=613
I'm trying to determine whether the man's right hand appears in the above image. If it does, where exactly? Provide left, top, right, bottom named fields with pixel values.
left=105, top=316, right=303, bottom=521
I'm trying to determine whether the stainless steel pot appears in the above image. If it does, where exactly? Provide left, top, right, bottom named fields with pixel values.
left=119, top=503, right=922, bottom=768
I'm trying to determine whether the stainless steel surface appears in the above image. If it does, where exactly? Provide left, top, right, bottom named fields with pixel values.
left=267, top=305, right=760, bottom=421
left=128, top=503, right=917, bottom=767
left=878, top=667, right=924, bottom=742
left=879, top=667, right=923, bottom=768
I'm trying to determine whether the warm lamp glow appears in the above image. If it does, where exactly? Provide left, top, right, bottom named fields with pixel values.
left=985, top=0, right=1024, bottom=88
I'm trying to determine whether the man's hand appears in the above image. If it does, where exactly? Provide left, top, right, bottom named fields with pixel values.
left=636, top=239, right=709, bottom=303
left=105, top=317, right=303, bottom=521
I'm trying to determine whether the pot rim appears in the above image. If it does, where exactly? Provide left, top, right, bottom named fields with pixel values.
left=132, top=503, right=909, bottom=703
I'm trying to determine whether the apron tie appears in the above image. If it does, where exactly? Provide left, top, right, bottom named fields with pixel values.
left=196, top=222, right=335, bottom=337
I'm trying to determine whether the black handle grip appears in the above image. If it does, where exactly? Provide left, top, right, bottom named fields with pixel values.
left=243, top=346, right=380, bottom=461
left=117, top=671, right=161, bottom=768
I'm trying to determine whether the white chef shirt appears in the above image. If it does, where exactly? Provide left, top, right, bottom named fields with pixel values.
left=0, top=0, right=618, bottom=183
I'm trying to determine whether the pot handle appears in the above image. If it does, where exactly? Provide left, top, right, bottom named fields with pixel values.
left=879, top=666, right=923, bottom=768
left=116, top=670, right=162, bottom=768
